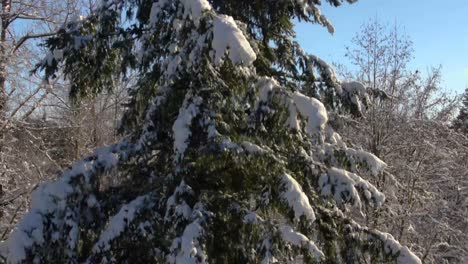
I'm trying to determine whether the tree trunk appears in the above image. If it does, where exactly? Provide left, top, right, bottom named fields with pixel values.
left=0, top=0, right=11, bottom=120
left=0, top=0, right=11, bottom=160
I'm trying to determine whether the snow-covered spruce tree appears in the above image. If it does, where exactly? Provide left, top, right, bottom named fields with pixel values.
left=453, top=88, right=468, bottom=133
left=1, top=0, right=421, bottom=263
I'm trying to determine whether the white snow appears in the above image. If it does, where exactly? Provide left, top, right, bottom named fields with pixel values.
left=5, top=142, right=129, bottom=263
left=372, top=230, right=422, bottom=264
left=165, top=55, right=183, bottom=77
left=319, top=168, right=385, bottom=208
left=326, top=126, right=345, bottom=147
left=149, top=0, right=211, bottom=27
left=256, top=77, right=279, bottom=107
left=92, top=195, right=148, bottom=253
left=280, top=173, right=316, bottom=222
left=30, top=180, right=74, bottom=213
left=342, top=81, right=366, bottom=95
left=6, top=179, right=76, bottom=262
left=212, top=15, right=256, bottom=66
left=165, top=180, right=195, bottom=222
left=260, top=238, right=278, bottom=264
left=279, top=225, right=324, bottom=261
left=345, top=147, right=387, bottom=176
left=181, top=0, right=212, bottom=27
left=286, top=98, right=301, bottom=131
left=53, top=49, right=64, bottom=61
left=44, top=52, right=54, bottom=66
left=206, top=123, right=220, bottom=139
left=168, top=221, right=206, bottom=264
left=323, top=143, right=387, bottom=177
left=342, top=81, right=369, bottom=113
left=241, top=142, right=268, bottom=154
left=291, top=91, right=328, bottom=135
left=149, top=0, right=170, bottom=26
left=310, top=55, right=340, bottom=88
left=243, top=212, right=264, bottom=224
left=172, top=95, right=203, bottom=160
left=96, top=146, right=119, bottom=169
left=291, top=2, right=335, bottom=34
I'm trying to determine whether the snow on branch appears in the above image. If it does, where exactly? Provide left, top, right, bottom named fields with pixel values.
left=149, top=0, right=256, bottom=69
left=280, top=173, right=316, bottom=222
left=279, top=225, right=324, bottom=261
left=180, top=0, right=212, bottom=27
left=173, top=94, right=203, bottom=161
left=167, top=203, right=210, bottom=264
left=370, top=230, right=422, bottom=264
left=90, top=194, right=157, bottom=254
left=4, top=141, right=133, bottom=263
left=165, top=180, right=195, bottom=223
left=212, top=15, right=257, bottom=66
left=318, top=168, right=385, bottom=209
left=323, top=143, right=387, bottom=177
left=255, top=77, right=328, bottom=138
left=291, top=91, right=328, bottom=136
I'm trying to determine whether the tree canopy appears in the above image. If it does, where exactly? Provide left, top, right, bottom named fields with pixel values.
left=2, top=1, right=421, bottom=263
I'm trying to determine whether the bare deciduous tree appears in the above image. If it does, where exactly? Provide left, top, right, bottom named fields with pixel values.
left=338, top=18, right=467, bottom=263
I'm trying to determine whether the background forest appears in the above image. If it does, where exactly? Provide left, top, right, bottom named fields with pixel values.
left=0, top=0, right=467, bottom=263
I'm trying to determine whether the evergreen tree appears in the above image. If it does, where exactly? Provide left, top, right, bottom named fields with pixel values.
left=453, top=88, right=468, bottom=133
left=1, top=0, right=421, bottom=263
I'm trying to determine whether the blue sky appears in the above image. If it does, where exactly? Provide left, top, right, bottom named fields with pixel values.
left=295, top=0, right=468, bottom=93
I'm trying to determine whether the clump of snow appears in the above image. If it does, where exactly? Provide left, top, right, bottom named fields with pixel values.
left=165, top=181, right=194, bottom=222
left=6, top=177, right=76, bottom=262
left=325, top=126, right=345, bottom=147
left=168, top=221, right=206, bottom=264
left=6, top=212, right=43, bottom=262
left=212, top=15, right=256, bottom=66
left=323, top=143, right=387, bottom=177
left=243, top=212, right=264, bottom=224
left=165, top=55, right=183, bottom=78
left=291, top=2, right=335, bottom=34
left=342, top=81, right=366, bottom=95
left=319, top=168, right=385, bottom=208
left=206, top=122, right=220, bottom=139
left=260, top=238, right=278, bottom=264
left=280, top=173, right=316, bottom=222
left=345, top=147, right=386, bottom=176
left=342, top=81, right=369, bottom=113
left=92, top=195, right=149, bottom=253
left=187, top=33, right=210, bottom=68
left=172, top=95, right=203, bottom=160
left=149, top=0, right=170, bottom=26
left=241, top=142, right=268, bottom=154
left=309, top=54, right=340, bottom=90
left=285, top=98, right=301, bottom=131
left=371, top=230, right=422, bottom=264
left=279, top=225, right=324, bottom=261
left=256, top=77, right=279, bottom=106
left=149, top=0, right=212, bottom=28
left=181, top=0, right=212, bottom=27
left=291, top=91, right=328, bottom=135
left=44, top=52, right=54, bottom=66
left=53, top=49, right=64, bottom=61
left=96, top=146, right=119, bottom=169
